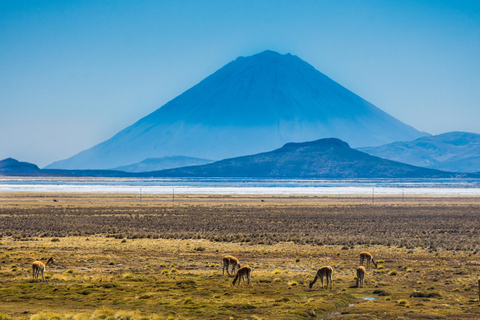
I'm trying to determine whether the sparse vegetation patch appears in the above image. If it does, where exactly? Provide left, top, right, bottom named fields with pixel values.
left=0, top=193, right=478, bottom=319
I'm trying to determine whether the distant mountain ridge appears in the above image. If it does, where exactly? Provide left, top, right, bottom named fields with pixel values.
left=3, top=137, right=479, bottom=178
left=0, top=158, right=41, bottom=174
left=47, top=50, right=426, bottom=170
left=112, top=156, right=213, bottom=172
left=140, top=138, right=466, bottom=178
left=0, top=158, right=133, bottom=177
left=359, top=132, right=480, bottom=173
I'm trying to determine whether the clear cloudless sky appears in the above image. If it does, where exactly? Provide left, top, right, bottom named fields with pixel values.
left=1, top=0, right=479, bottom=167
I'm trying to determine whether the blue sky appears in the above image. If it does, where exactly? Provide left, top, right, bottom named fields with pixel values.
left=1, top=0, right=479, bottom=167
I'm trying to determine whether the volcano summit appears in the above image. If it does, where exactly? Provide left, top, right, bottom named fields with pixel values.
left=48, top=50, right=426, bottom=170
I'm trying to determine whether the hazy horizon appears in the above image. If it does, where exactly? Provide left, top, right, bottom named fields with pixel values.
left=1, top=0, right=479, bottom=167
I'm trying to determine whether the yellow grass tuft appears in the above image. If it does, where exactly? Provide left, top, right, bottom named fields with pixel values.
left=30, top=313, right=63, bottom=320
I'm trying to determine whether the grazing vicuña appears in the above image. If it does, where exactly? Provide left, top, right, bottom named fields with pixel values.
left=356, top=266, right=366, bottom=288
left=309, top=266, right=333, bottom=289
left=232, top=266, right=252, bottom=286
left=359, top=251, right=378, bottom=268
left=222, top=255, right=241, bottom=276
left=32, top=257, right=54, bottom=282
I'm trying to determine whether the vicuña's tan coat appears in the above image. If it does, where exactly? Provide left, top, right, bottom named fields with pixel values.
left=222, top=256, right=240, bottom=276
left=356, top=266, right=366, bottom=288
left=32, top=257, right=54, bottom=282
left=359, top=251, right=377, bottom=268
left=232, top=266, right=251, bottom=286
left=309, top=266, right=333, bottom=289
left=478, top=278, right=480, bottom=301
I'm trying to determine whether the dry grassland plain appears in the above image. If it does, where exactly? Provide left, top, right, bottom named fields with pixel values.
left=0, top=192, right=480, bottom=319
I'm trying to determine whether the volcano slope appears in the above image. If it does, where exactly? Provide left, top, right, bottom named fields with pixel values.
left=47, top=50, right=426, bottom=170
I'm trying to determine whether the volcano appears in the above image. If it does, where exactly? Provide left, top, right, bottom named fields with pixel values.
left=47, top=50, right=426, bottom=170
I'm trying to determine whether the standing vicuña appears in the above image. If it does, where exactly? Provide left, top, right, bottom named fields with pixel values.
left=232, top=266, right=251, bottom=286
left=32, top=257, right=54, bottom=282
left=356, top=266, right=366, bottom=288
left=359, top=251, right=378, bottom=268
left=309, top=266, right=333, bottom=289
left=222, top=256, right=240, bottom=276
